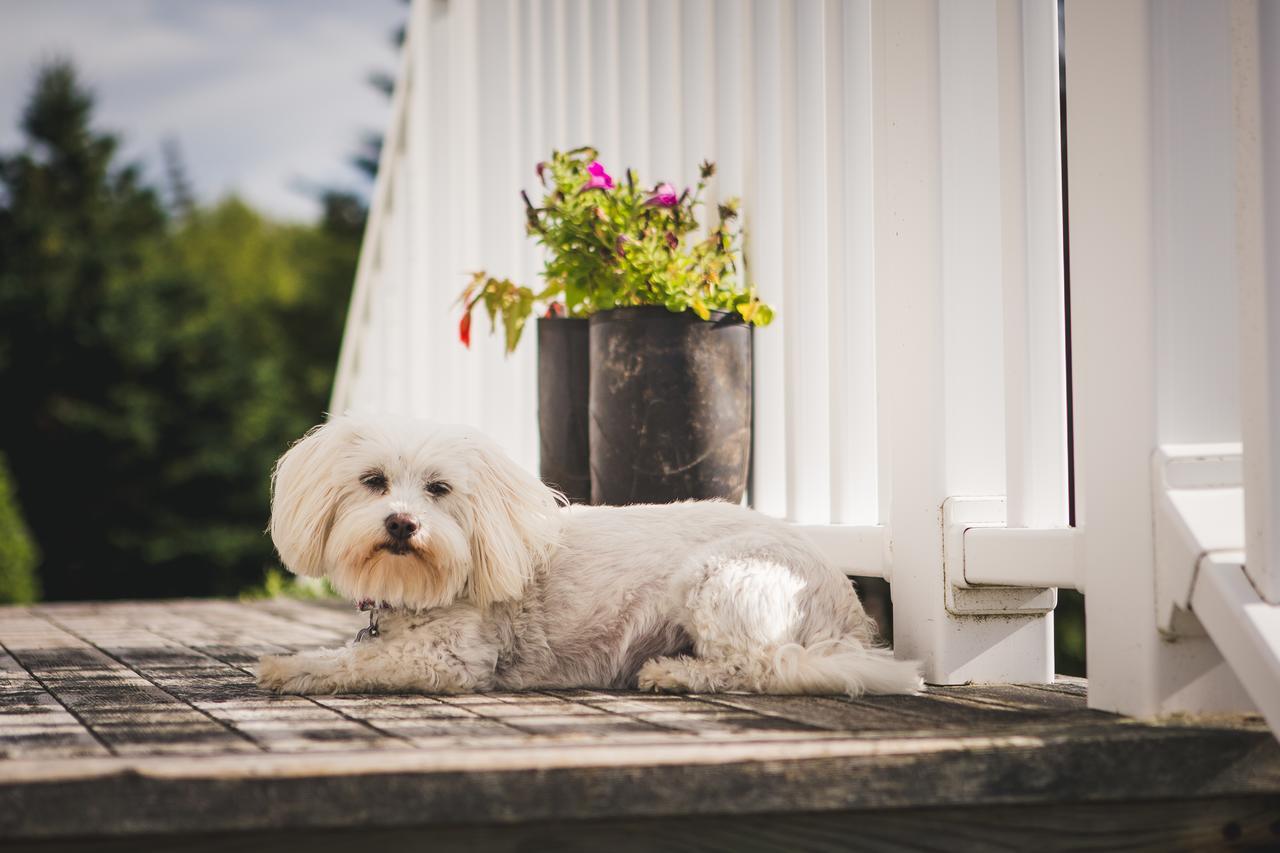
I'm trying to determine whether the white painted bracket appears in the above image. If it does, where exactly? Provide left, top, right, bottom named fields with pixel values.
left=1191, top=554, right=1280, bottom=739
left=964, top=527, right=1081, bottom=589
left=1152, top=444, right=1245, bottom=635
left=942, top=497, right=1057, bottom=616
left=792, top=524, right=890, bottom=580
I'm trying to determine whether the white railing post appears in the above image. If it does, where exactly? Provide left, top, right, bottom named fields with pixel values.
left=873, top=0, right=1053, bottom=684
left=1236, top=0, right=1280, bottom=607
left=1067, top=0, right=1258, bottom=716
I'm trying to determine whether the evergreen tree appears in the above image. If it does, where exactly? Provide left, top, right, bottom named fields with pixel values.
left=0, top=61, right=359, bottom=600
left=0, top=61, right=167, bottom=599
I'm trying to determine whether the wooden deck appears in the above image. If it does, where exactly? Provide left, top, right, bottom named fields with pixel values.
left=1, top=600, right=1278, bottom=852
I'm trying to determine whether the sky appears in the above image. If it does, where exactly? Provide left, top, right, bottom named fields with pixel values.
left=0, top=0, right=406, bottom=221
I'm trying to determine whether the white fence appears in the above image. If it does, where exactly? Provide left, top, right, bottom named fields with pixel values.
left=332, top=0, right=1280, bottom=733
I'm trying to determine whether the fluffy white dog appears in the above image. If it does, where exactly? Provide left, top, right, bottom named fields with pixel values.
left=257, top=415, right=923, bottom=697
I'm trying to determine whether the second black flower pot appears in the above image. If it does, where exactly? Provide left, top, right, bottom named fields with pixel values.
left=588, top=306, right=752, bottom=505
left=537, top=316, right=591, bottom=503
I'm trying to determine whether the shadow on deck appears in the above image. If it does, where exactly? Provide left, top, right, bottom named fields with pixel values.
left=0, top=600, right=1277, bottom=852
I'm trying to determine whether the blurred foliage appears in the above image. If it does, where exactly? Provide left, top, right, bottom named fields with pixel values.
left=0, top=61, right=362, bottom=601
left=1056, top=589, right=1086, bottom=676
left=239, top=567, right=336, bottom=602
left=0, top=453, right=40, bottom=604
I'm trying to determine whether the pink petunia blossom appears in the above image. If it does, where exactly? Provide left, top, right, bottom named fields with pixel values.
left=645, top=183, right=679, bottom=207
left=582, top=160, right=615, bottom=191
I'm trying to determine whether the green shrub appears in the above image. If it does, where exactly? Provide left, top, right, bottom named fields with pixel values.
left=0, top=453, right=39, bottom=603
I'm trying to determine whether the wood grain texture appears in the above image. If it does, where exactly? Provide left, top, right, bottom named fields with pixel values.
left=0, top=599, right=1275, bottom=844
left=6, top=797, right=1280, bottom=852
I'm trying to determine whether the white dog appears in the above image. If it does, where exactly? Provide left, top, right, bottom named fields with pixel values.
left=257, top=415, right=923, bottom=697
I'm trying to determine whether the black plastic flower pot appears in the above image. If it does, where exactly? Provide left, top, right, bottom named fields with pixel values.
left=588, top=306, right=752, bottom=505
left=537, top=316, right=592, bottom=504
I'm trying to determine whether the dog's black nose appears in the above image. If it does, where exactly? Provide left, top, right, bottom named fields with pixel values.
left=384, top=513, right=419, bottom=541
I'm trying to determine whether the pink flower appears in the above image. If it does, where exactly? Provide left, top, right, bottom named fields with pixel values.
left=582, top=160, right=614, bottom=191
left=645, top=183, right=679, bottom=207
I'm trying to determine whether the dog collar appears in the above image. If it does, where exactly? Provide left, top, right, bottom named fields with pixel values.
left=354, top=599, right=393, bottom=643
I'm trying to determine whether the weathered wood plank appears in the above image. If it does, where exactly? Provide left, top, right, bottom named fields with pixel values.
left=0, top=609, right=256, bottom=756
left=36, top=604, right=411, bottom=753
left=0, top=719, right=1277, bottom=840
left=7, top=795, right=1277, bottom=853
left=0, top=599, right=1276, bottom=844
left=244, top=598, right=362, bottom=644
left=697, top=693, right=953, bottom=734
left=0, top=645, right=108, bottom=759
left=928, top=683, right=1093, bottom=712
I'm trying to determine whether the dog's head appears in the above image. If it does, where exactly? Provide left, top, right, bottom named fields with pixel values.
left=269, top=415, right=561, bottom=610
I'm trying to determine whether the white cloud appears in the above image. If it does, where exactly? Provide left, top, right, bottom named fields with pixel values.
left=0, top=0, right=405, bottom=220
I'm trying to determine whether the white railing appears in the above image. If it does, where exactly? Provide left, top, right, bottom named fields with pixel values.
left=1065, top=0, right=1278, bottom=732
left=332, top=0, right=1280, bottom=730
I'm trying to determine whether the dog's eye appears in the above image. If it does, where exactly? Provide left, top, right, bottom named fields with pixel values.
left=360, top=472, right=388, bottom=493
left=425, top=481, right=451, bottom=498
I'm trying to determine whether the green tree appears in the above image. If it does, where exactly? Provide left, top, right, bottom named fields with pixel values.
left=0, top=61, right=167, bottom=599
left=0, top=453, right=39, bottom=603
left=0, top=61, right=359, bottom=600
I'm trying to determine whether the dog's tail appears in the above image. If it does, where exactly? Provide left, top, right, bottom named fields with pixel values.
left=769, top=637, right=924, bottom=696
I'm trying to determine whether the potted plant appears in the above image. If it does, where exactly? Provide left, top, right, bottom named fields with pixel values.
left=459, top=147, right=773, bottom=505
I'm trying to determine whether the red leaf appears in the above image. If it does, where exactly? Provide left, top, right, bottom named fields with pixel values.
left=459, top=312, right=472, bottom=348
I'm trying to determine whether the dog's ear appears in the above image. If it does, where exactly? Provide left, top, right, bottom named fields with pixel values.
left=269, top=417, right=353, bottom=577
left=464, top=435, right=561, bottom=606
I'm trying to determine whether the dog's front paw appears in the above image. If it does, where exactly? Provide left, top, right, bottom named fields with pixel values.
left=257, top=653, right=328, bottom=695
left=637, top=657, right=692, bottom=693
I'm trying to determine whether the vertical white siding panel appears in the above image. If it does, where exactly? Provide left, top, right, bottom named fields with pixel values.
left=507, top=0, right=538, bottom=469
left=543, top=0, right=568, bottom=149
left=617, top=0, right=652, bottom=179
left=996, top=0, right=1068, bottom=530
left=376, top=171, right=398, bottom=414
left=939, top=1, right=1007, bottom=498
left=832, top=0, right=879, bottom=524
left=996, top=0, right=1031, bottom=527
left=681, top=0, right=716, bottom=208
left=789, top=0, right=831, bottom=523
left=420, top=0, right=458, bottom=421
left=386, top=159, right=411, bottom=415
left=359, top=248, right=384, bottom=414
left=520, top=0, right=546, bottom=291
left=1019, top=0, right=1069, bottom=527
left=747, top=0, right=789, bottom=517
left=407, top=38, right=433, bottom=420
left=475, top=0, right=524, bottom=460
left=449, top=0, right=482, bottom=426
left=563, top=0, right=591, bottom=146
left=590, top=0, right=622, bottom=163
left=713, top=0, right=749, bottom=210
left=647, top=0, right=683, bottom=185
